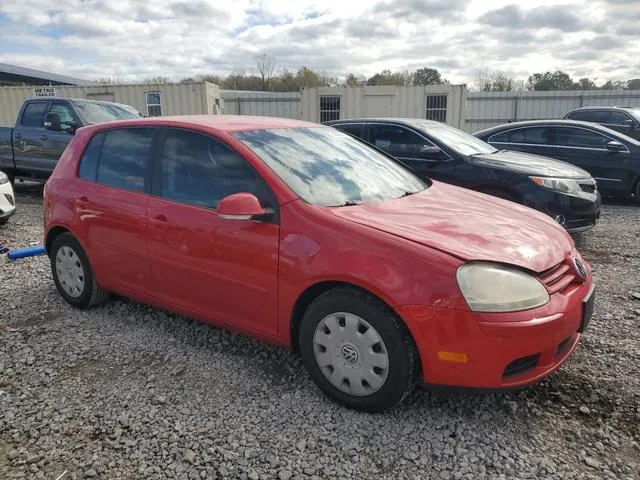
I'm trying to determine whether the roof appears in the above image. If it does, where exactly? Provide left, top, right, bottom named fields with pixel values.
left=0, top=63, right=88, bottom=86
left=325, top=117, right=444, bottom=127
left=566, top=105, right=640, bottom=112
left=83, top=114, right=323, bottom=133
left=472, top=118, right=628, bottom=138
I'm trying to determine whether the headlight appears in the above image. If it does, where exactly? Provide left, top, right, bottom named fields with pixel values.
left=0, top=171, right=8, bottom=185
left=530, top=176, right=582, bottom=195
left=456, top=262, right=549, bottom=312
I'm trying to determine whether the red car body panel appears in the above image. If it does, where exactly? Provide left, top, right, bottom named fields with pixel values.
left=43, top=115, right=595, bottom=390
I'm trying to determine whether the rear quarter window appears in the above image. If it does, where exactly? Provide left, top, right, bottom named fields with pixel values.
left=78, top=132, right=105, bottom=181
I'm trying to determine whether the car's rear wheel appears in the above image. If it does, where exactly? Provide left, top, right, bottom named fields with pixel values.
left=50, top=232, right=109, bottom=308
left=299, top=287, right=419, bottom=412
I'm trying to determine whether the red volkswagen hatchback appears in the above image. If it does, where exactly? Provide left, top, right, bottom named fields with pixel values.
left=43, top=116, right=596, bottom=412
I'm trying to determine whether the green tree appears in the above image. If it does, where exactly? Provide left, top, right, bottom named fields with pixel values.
left=626, top=78, right=640, bottom=90
left=600, top=80, right=626, bottom=90
left=366, top=69, right=411, bottom=86
left=345, top=73, right=366, bottom=87
left=473, top=68, right=514, bottom=91
left=413, top=67, right=444, bottom=86
left=527, top=71, right=575, bottom=91
left=576, top=78, right=598, bottom=90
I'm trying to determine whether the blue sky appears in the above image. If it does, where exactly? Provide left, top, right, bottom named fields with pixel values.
left=0, top=0, right=637, bottom=85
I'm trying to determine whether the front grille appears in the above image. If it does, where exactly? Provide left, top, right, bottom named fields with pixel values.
left=579, top=183, right=596, bottom=194
left=556, top=336, right=573, bottom=356
left=503, top=353, right=541, bottom=378
left=538, top=261, right=577, bottom=294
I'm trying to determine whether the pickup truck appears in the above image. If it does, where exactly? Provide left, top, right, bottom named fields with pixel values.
left=0, top=97, right=142, bottom=183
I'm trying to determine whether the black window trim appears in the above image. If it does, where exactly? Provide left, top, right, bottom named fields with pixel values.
left=488, top=125, right=630, bottom=153
left=365, top=121, right=454, bottom=162
left=151, top=126, right=280, bottom=224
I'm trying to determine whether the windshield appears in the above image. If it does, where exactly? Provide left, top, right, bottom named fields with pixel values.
left=233, top=127, right=426, bottom=207
left=412, top=120, right=498, bottom=156
left=73, top=100, right=142, bottom=124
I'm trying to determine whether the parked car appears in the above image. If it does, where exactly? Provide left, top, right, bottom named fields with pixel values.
left=0, top=97, right=142, bottom=183
left=473, top=119, right=640, bottom=200
left=325, top=118, right=601, bottom=233
left=0, top=169, right=16, bottom=224
left=564, top=106, right=640, bottom=140
left=44, top=115, right=595, bottom=412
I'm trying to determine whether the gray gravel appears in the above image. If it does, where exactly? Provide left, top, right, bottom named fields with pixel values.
left=1, top=182, right=639, bottom=480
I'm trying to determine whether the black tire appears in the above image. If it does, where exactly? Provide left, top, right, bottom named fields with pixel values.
left=50, top=232, right=109, bottom=308
left=299, top=287, right=419, bottom=412
left=0, top=218, right=8, bottom=225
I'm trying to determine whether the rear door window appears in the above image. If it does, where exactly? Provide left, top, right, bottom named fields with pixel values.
left=20, top=102, right=49, bottom=127
left=333, top=123, right=365, bottom=140
left=490, top=127, right=553, bottom=145
left=95, top=128, right=154, bottom=192
left=567, top=110, right=610, bottom=123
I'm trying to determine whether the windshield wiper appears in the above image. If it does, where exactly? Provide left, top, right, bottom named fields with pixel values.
left=396, top=191, right=416, bottom=199
left=333, top=200, right=362, bottom=207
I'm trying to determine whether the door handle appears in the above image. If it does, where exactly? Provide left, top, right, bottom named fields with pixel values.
left=79, top=196, right=88, bottom=202
left=14, top=133, right=22, bottom=139
left=152, top=214, right=169, bottom=232
left=40, top=135, right=49, bottom=141
left=155, top=214, right=168, bottom=222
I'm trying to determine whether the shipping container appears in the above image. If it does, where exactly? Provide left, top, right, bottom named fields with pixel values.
left=0, top=81, right=222, bottom=127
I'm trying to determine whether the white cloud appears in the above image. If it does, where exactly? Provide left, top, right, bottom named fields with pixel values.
left=0, top=0, right=637, bottom=84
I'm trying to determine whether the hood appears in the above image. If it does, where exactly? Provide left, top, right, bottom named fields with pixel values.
left=330, top=181, right=573, bottom=273
left=469, top=150, right=592, bottom=179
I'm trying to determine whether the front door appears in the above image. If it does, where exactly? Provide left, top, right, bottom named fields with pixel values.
left=147, top=128, right=280, bottom=335
left=552, top=126, right=633, bottom=195
left=365, top=123, right=459, bottom=185
left=39, top=101, right=78, bottom=171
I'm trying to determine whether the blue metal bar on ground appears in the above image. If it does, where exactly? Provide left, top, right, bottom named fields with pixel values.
left=7, top=245, right=47, bottom=260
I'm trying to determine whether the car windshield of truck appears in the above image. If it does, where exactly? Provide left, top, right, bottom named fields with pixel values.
left=412, top=120, right=499, bottom=157
left=233, top=127, right=426, bottom=207
left=73, top=100, right=142, bottom=124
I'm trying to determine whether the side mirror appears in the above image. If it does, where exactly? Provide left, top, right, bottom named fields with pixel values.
left=622, top=119, right=635, bottom=127
left=419, top=145, right=443, bottom=159
left=606, top=140, right=626, bottom=152
left=218, top=193, right=270, bottom=220
left=44, top=112, right=61, bottom=131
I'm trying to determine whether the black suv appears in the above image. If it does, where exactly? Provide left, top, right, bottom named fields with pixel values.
left=564, top=106, right=640, bottom=140
left=325, top=118, right=601, bottom=233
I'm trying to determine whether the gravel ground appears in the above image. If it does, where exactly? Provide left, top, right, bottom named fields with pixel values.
left=1, top=182, right=639, bottom=480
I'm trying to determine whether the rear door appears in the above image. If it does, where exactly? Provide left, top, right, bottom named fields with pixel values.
left=551, top=126, right=633, bottom=195
left=146, top=127, right=280, bottom=335
left=74, top=127, right=155, bottom=293
left=487, top=125, right=564, bottom=161
left=12, top=100, right=50, bottom=176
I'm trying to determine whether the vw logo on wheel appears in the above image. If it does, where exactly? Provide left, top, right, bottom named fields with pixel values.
left=340, top=344, right=359, bottom=365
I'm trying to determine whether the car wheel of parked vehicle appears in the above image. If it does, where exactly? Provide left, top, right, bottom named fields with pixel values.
left=50, top=233, right=109, bottom=308
left=299, top=287, right=419, bottom=412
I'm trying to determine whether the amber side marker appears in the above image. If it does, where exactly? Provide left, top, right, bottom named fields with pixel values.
left=437, top=351, right=469, bottom=363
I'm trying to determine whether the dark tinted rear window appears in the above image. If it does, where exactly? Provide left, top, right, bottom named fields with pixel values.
left=490, top=127, right=552, bottom=145
left=333, top=123, right=365, bottom=139
left=21, top=102, right=48, bottom=127
left=96, top=128, right=153, bottom=192
left=567, top=110, right=610, bottom=123
left=78, top=132, right=105, bottom=181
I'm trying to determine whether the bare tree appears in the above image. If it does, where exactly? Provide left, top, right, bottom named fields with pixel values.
left=254, top=53, right=276, bottom=91
left=473, top=67, right=515, bottom=92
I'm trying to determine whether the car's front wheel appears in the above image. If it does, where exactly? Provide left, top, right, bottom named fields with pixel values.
left=299, top=287, right=419, bottom=412
left=50, top=232, right=109, bottom=308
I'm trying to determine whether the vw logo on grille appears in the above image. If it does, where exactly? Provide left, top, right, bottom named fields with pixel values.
left=574, top=257, right=587, bottom=280
left=340, top=344, right=359, bottom=365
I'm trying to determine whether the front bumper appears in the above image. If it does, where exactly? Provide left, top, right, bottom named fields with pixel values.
left=523, top=185, right=601, bottom=233
left=0, top=181, right=16, bottom=220
left=397, top=269, right=595, bottom=389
